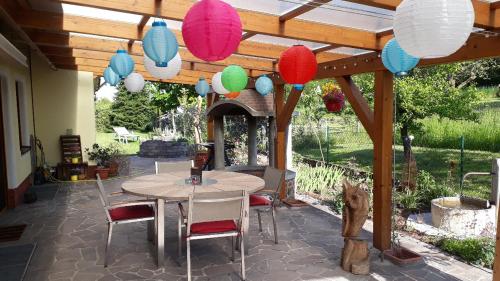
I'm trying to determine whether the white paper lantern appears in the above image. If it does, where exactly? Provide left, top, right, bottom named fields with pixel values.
left=394, top=0, right=474, bottom=59
left=211, top=72, right=229, bottom=95
left=124, top=72, right=145, bottom=93
left=144, top=53, right=182, bottom=79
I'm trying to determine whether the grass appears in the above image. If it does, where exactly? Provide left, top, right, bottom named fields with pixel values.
left=96, top=132, right=150, bottom=155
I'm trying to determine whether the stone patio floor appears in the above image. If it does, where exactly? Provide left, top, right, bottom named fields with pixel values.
left=0, top=157, right=493, bottom=281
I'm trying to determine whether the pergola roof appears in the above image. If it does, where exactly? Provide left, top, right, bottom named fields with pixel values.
left=2, top=0, right=498, bottom=85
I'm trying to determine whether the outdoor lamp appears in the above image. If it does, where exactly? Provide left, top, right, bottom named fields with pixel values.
left=124, top=73, right=145, bottom=93
left=195, top=78, right=210, bottom=97
left=143, top=21, right=179, bottom=67
left=144, top=53, right=182, bottom=80
left=394, top=0, right=475, bottom=58
left=221, top=65, right=248, bottom=96
left=182, top=0, right=242, bottom=62
left=255, top=75, right=273, bottom=96
left=110, top=50, right=135, bottom=78
left=278, top=45, right=317, bottom=91
left=381, top=38, right=420, bottom=76
left=211, top=72, right=229, bottom=95
left=103, top=66, right=120, bottom=86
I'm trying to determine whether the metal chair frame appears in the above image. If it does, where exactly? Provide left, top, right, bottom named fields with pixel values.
left=95, top=175, right=157, bottom=267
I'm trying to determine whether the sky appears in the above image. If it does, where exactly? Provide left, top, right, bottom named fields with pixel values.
left=96, top=78, right=118, bottom=101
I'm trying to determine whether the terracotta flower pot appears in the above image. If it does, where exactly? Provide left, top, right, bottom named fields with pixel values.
left=383, top=247, right=422, bottom=266
left=95, top=167, right=110, bottom=180
left=109, top=161, right=119, bottom=177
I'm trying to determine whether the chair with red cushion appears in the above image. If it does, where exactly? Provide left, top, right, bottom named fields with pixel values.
left=178, top=190, right=248, bottom=281
left=95, top=175, right=156, bottom=267
left=250, top=166, right=285, bottom=244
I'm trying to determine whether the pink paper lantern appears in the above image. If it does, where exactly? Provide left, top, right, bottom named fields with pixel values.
left=182, top=0, right=242, bottom=62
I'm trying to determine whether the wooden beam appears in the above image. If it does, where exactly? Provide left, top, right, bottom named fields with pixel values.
left=313, top=45, right=338, bottom=54
left=334, top=76, right=374, bottom=140
left=273, top=84, right=287, bottom=199
left=279, top=0, right=331, bottom=22
left=492, top=1, right=500, bottom=10
left=372, top=70, right=393, bottom=251
left=317, top=34, right=500, bottom=78
left=241, top=32, right=256, bottom=41
left=277, top=88, right=302, bottom=131
left=55, top=0, right=381, bottom=50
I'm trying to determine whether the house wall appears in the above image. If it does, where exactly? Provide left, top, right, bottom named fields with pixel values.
left=31, top=55, right=96, bottom=166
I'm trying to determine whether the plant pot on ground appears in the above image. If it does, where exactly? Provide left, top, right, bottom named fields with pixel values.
left=383, top=246, right=423, bottom=266
left=95, top=167, right=111, bottom=180
left=85, top=143, right=112, bottom=180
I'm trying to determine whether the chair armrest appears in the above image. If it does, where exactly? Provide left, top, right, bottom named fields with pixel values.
left=255, top=189, right=279, bottom=198
left=108, top=200, right=156, bottom=209
left=109, top=191, right=124, bottom=196
left=178, top=202, right=187, bottom=219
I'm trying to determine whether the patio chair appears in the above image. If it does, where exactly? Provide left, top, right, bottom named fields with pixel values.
left=113, top=126, right=140, bottom=144
left=250, top=166, right=285, bottom=244
left=155, top=160, right=193, bottom=174
left=178, top=190, right=248, bottom=281
left=95, top=175, right=156, bottom=267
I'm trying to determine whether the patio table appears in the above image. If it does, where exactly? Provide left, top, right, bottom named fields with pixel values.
left=121, top=170, right=265, bottom=266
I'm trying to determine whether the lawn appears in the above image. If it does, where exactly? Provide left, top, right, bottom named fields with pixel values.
left=96, top=132, right=150, bottom=155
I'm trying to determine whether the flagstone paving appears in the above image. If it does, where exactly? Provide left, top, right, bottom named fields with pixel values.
left=0, top=157, right=492, bottom=281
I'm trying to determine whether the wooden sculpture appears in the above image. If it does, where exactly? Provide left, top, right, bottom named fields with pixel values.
left=341, top=179, right=370, bottom=275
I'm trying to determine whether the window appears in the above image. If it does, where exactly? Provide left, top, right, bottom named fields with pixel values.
left=15, top=81, right=30, bottom=154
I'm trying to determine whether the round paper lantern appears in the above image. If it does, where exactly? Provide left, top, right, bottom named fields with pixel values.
left=144, top=53, right=182, bottom=80
left=278, top=45, right=317, bottom=91
left=221, top=65, right=248, bottom=93
left=211, top=72, right=229, bottom=95
left=255, top=75, right=273, bottom=96
left=103, top=66, right=120, bottom=86
left=381, top=39, right=420, bottom=76
left=224, top=92, right=240, bottom=99
left=394, top=0, right=474, bottom=58
left=110, top=50, right=135, bottom=78
left=143, top=21, right=178, bottom=67
left=124, top=73, right=145, bottom=93
left=182, top=0, right=242, bottom=62
left=195, top=78, right=210, bottom=97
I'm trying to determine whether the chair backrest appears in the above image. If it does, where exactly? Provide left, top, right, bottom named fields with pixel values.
left=155, top=160, right=193, bottom=174
left=113, top=127, right=129, bottom=136
left=264, top=166, right=285, bottom=193
left=96, top=175, right=113, bottom=222
left=187, top=190, right=247, bottom=235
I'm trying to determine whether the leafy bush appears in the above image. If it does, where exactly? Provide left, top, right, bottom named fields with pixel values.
left=296, top=163, right=344, bottom=197
left=437, top=237, right=495, bottom=268
left=396, top=189, right=421, bottom=210
left=416, top=171, right=455, bottom=209
left=95, top=99, right=113, bottom=132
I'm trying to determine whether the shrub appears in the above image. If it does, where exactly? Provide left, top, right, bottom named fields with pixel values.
left=395, top=189, right=421, bottom=210
left=295, top=163, right=344, bottom=197
left=416, top=171, right=455, bottom=209
left=438, top=237, right=495, bottom=268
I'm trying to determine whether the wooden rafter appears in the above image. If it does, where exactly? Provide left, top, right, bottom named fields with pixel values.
left=276, top=88, right=302, bottom=131
left=492, top=1, right=500, bottom=10
left=279, top=0, right=331, bottom=22
left=313, top=45, right=339, bottom=54
left=55, top=0, right=382, bottom=50
left=241, top=32, right=256, bottom=41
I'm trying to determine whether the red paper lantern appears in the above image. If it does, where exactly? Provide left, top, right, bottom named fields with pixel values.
left=278, top=45, right=318, bottom=90
left=182, top=0, right=242, bottom=62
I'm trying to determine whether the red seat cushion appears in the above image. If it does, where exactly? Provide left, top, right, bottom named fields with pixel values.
left=250, top=194, right=271, bottom=206
left=108, top=205, right=154, bottom=221
left=190, top=220, right=237, bottom=235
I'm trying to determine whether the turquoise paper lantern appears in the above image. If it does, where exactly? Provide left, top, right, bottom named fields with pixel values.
left=195, top=78, right=210, bottom=97
left=255, top=75, right=273, bottom=96
left=110, top=50, right=135, bottom=78
left=103, top=66, right=120, bottom=86
left=143, top=21, right=179, bottom=67
left=381, top=38, right=420, bottom=76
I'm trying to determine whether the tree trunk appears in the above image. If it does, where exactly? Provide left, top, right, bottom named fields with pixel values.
left=193, top=96, right=202, bottom=144
left=400, top=125, right=411, bottom=162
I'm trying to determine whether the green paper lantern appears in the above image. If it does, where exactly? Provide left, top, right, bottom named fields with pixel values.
left=221, top=65, right=248, bottom=92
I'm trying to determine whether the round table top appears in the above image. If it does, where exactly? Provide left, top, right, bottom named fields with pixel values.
left=121, top=170, right=265, bottom=201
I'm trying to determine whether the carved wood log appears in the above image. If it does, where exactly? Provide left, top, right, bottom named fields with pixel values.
left=341, top=238, right=370, bottom=275
left=342, top=179, right=369, bottom=238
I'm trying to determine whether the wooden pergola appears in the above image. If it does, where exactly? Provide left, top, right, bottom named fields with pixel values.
left=2, top=0, right=500, bottom=276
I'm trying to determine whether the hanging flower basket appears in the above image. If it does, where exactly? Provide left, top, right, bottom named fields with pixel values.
left=321, top=82, right=345, bottom=113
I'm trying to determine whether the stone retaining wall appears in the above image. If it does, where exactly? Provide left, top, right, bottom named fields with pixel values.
left=139, top=140, right=189, bottom=158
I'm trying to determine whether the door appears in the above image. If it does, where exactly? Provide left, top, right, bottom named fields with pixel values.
left=0, top=79, right=8, bottom=211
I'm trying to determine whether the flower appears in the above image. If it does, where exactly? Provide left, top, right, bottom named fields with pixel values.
left=321, top=82, right=341, bottom=97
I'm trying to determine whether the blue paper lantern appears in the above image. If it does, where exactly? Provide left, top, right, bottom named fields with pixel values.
left=255, top=75, right=273, bottom=96
left=293, top=84, right=304, bottom=91
left=195, top=78, right=210, bottom=97
left=103, top=66, right=120, bottom=86
left=110, top=50, right=135, bottom=78
left=143, top=21, right=179, bottom=67
left=382, top=38, right=420, bottom=76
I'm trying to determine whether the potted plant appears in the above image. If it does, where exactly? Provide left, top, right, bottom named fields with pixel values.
left=107, top=143, right=123, bottom=177
left=85, top=143, right=112, bottom=180
left=321, top=82, right=345, bottom=113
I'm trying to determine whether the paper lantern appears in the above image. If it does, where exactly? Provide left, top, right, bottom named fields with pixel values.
left=278, top=45, right=317, bottom=91
left=224, top=92, right=240, bottom=99
left=110, top=50, right=135, bottom=78
left=212, top=72, right=229, bottom=95
left=394, top=0, right=474, bottom=58
left=221, top=65, right=248, bottom=93
left=381, top=39, right=420, bottom=76
left=195, top=78, right=210, bottom=97
left=182, top=0, right=242, bottom=62
left=144, top=53, right=182, bottom=80
left=124, top=73, right=145, bottom=93
left=143, top=21, right=178, bottom=67
left=255, top=75, right=273, bottom=96
left=103, top=66, right=120, bottom=86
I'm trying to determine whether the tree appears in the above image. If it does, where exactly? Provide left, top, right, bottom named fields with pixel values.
left=109, top=83, right=157, bottom=132
left=95, top=98, right=112, bottom=132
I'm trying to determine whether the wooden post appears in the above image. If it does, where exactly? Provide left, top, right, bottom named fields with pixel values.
left=274, top=84, right=287, bottom=199
left=206, top=93, right=216, bottom=142
left=372, top=70, right=394, bottom=251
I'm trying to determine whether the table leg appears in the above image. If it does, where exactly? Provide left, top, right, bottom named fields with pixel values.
left=156, top=199, right=165, bottom=266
